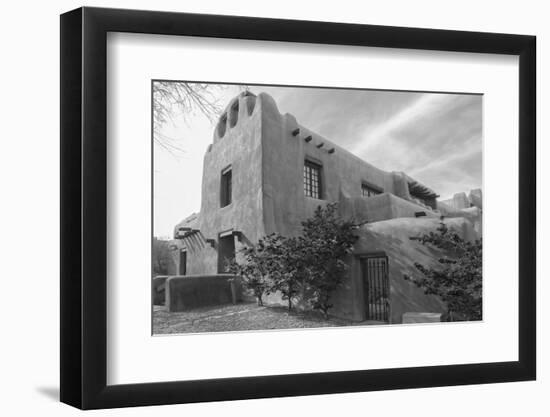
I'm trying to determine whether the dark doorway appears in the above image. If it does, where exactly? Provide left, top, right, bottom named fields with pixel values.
left=361, top=254, right=390, bottom=322
left=179, top=250, right=187, bottom=275
left=218, top=234, right=236, bottom=273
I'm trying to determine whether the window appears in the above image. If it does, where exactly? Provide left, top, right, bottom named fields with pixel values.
left=303, top=160, right=322, bottom=199
left=220, top=166, right=232, bottom=207
left=361, top=182, right=382, bottom=198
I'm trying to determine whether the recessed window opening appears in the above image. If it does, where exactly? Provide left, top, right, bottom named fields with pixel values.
left=220, top=166, right=232, bottom=207
left=229, top=101, right=239, bottom=128
left=362, top=182, right=383, bottom=198
left=303, top=160, right=322, bottom=199
left=217, top=114, right=227, bottom=138
left=246, top=95, right=256, bottom=115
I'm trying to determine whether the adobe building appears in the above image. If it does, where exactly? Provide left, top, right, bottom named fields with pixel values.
left=164, top=91, right=482, bottom=324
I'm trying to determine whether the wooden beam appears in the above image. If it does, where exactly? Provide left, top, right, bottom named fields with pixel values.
left=177, top=229, right=200, bottom=239
left=219, top=229, right=234, bottom=238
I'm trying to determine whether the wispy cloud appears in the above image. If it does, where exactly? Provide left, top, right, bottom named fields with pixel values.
left=351, top=93, right=457, bottom=157
left=408, top=139, right=481, bottom=177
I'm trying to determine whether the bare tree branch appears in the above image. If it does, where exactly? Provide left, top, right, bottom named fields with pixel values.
left=153, top=82, right=251, bottom=157
left=152, top=82, right=226, bottom=156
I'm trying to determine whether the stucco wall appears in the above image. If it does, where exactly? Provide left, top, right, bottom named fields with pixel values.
left=258, top=92, right=409, bottom=237
left=438, top=189, right=483, bottom=214
left=179, top=93, right=267, bottom=275
left=348, top=216, right=478, bottom=323
left=339, top=192, right=439, bottom=224
left=165, top=247, right=179, bottom=275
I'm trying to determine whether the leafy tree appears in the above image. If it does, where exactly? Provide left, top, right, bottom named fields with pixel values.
left=152, top=237, right=173, bottom=276
left=404, top=222, right=482, bottom=321
left=229, top=204, right=359, bottom=316
left=229, top=233, right=306, bottom=311
left=300, top=204, right=359, bottom=318
left=225, top=243, right=272, bottom=306
left=266, top=235, right=308, bottom=311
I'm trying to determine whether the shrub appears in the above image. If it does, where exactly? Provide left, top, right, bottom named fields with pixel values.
left=152, top=238, right=172, bottom=276
left=404, top=222, right=482, bottom=321
left=225, top=242, right=271, bottom=306
left=231, top=203, right=359, bottom=317
left=265, top=235, right=307, bottom=311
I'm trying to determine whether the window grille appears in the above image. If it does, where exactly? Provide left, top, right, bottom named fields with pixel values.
left=303, top=161, right=322, bottom=199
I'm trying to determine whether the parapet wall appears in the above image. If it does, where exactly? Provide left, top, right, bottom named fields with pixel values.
left=339, top=192, right=440, bottom=224
left=438, top=189, right=482, bottom=213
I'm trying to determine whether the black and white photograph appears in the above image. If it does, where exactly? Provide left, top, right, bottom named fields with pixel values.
left=0, top=0, right=544, bottom=414
left=152, top=82, right=483, bottom=335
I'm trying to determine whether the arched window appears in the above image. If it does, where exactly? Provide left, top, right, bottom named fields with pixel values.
left=217, top=113, right=227, bottom=138
left=229, top=101, right=239, bottom=128
left=246, top=95, right=256, bottom=115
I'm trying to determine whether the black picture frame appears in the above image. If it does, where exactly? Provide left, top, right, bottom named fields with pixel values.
left=60, top=6, right=536, bottom=410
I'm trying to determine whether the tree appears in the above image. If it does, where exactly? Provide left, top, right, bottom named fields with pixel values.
left=301, top=204, right=359, bottom=318
left=229, top=233, right=305, bottom=311
left=229, top=204, right=359, bottom=316
left=404, top=222, right=482, bottom=321
left=225, top=242, right=273, bottom=306
left=152, top=82, right=223, bottom=155
left=152, top=237, right=173, bottom=276
left=266, top=235, right=307, bottom=311
left=238, top=234, right=304, bottom=311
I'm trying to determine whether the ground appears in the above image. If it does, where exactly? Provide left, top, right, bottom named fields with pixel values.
left=153, top=302, right=373, bottom=334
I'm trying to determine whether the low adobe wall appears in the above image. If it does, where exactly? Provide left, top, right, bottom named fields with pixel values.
left=165, top=274, right=242, bottom=312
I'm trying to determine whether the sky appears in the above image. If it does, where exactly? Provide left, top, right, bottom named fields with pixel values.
left=153, top=83, right=482, bottom=238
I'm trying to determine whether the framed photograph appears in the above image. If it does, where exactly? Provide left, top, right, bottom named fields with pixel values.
left=60, top=6, right=536, bottom=409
